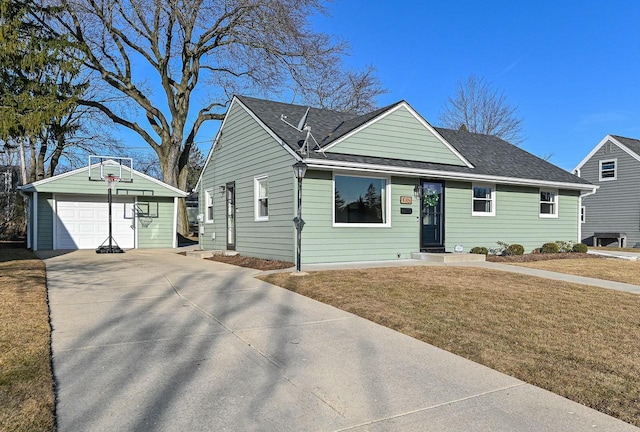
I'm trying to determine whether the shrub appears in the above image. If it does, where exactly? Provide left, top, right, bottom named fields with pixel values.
left=572, top=243, right=588, bottom=253
left=541, top=242, right=559, bottom=254
left=470, top=246, right=488, bottom=255
left=506, top=244, right=525, bottom=256
left=555, top=240, right=574, bottom=253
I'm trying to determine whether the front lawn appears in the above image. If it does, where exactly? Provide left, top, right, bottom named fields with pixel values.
left=260, top=266, right=640, bottom=427
left=0, top=249, right=55, bottom=432
left=512, top=257, right=640, bottom=286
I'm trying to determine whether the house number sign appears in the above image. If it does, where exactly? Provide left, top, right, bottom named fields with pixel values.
left=400, top=196, right=412, bottom=205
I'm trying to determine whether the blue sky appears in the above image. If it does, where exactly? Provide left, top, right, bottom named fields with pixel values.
left=309, top=0, right=640, bottom=170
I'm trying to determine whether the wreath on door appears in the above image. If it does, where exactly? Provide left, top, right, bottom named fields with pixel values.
left=423, top=188, right=440, bottom=207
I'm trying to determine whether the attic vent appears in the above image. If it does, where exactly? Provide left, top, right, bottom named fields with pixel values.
left=604, top=142, right=613, bottom=154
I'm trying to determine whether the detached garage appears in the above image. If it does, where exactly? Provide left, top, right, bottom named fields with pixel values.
left=20, top=160, right=188, bottom=251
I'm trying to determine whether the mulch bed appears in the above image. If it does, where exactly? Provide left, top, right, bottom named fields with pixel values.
left=205, top=254, right=294, bottom=271
left=487, top=252, right=601, bottom=263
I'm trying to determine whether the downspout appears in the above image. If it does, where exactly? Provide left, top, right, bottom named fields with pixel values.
left=173, top=196, right=178, bottom=249
left=578, top=188, right=597, bottom=243
left=32, top=191, right=38, bottom=251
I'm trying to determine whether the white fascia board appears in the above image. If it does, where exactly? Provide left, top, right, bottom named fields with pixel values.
left=195, top=98, right=237, bottom=192
left=195, top=96, right=302, bottom=191
left=305, top=158, right=598, bottom=193
left=23, top=160, right=187, bottom=197
left=573, top=134, right=640, bottom=173
left=319, top=101, right=474, bottom=169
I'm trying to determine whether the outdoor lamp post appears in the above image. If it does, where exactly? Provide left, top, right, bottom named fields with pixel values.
left=292, top=160, right=308, bottom=272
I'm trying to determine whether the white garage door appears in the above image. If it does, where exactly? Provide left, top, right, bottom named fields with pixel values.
left=56, top=195, right=135, bottom=250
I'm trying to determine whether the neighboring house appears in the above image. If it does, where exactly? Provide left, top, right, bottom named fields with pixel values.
left=574, top=134, right=640, bottom=247
left=20, top=160, right=188, bottom=251
left=196, top=96, right=595, bottom=265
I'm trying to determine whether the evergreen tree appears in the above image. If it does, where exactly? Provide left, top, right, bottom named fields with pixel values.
left=0, top=0, right=85, bottom=181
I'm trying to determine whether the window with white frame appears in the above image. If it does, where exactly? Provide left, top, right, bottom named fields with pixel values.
left=205, top=189, right=214, bottom=222
left=472, top=184, right=495, bottom=216
left=254, top=176, right=269, bottom=221
left=539, top=189, right=558, bottom=217
left=580, top=206, right=585, bottom=223
left=334, top=174, right=388, bottom=226
left=599, top=159, right=617, bottom=181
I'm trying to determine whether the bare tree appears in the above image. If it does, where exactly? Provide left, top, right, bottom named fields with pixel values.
left=40, top=0, right=385, bottom=233
left=440, top=74, right=524, bottom=145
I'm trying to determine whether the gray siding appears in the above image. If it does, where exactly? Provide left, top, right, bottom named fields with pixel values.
left=199, top=102, right=296, bottom=262
left=579, top=141, right=640, bottom=246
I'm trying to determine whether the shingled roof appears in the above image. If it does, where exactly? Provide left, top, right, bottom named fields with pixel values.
left=235, top=95, right=591, bottom=187
left=611, top=135, right=640, bottom=156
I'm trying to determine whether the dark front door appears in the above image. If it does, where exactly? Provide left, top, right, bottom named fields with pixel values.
left=420, top=180, right=444, bottom=251
left=226, top=182, right=236, bottom=250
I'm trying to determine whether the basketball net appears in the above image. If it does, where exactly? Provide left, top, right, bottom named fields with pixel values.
left=104, top=174, right=121, bottom=191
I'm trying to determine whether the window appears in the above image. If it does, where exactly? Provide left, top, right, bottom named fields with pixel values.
left=205, top=190, right=214, bottom=222
left=599, top=159, right=617, bottom=181
left=334, top=174, right=388, bottom=226
left=254, top=176, right=269, bottom=221
left=580, top=206, right=586, bottom=223
left=539, top=189, right=558, bottom=218
left=472, top=184, right=495, bottom=216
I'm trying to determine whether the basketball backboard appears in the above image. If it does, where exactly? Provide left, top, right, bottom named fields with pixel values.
left=88, top=156, right=134, bottom=182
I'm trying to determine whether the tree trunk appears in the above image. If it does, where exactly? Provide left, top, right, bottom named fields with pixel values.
left=158, top=142, right=191, bottom=236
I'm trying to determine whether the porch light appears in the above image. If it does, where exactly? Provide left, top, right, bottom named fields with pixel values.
left=293, top=160, right=308, bottom=180
left=414, top=183, right=423, bottom=198
left=292, top=160, right=308, bottom=273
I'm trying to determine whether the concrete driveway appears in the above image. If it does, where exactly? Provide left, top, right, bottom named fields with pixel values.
left=42, top=249, right=638, bottom=431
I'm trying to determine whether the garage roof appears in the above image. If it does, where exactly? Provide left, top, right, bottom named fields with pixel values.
left=20, top=161, right=188, bottom=197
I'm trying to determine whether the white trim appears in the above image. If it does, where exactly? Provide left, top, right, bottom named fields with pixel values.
left=578, top=189, right=596, bottom=242
left=320, top=101, right=474, bottom=168
left=254, top=175, right=269, bottom=222
left=332, top=172, right=391, bottom=228
left=305, top=158, right=597, bottom=193
left=33, top=191, right=38, bottom=251
left=598, top=158, right=617, bottom=181
left=22, top=160, right=188, bottom=196
left=196, top=96, right=301, bottom=192
left=539, top=188, right=559, bottom=218
left=204, top=189, right=214, bottom=223
left=574, top=134, right=640, bottom=172
left=471, top=183, right=496, bottom=217
left=580, top=206, right=586, bottom=224
left=52, top=194, right=57, bottom=250
left=134, top=196, right=139, bottom=248
left=26, top=195, right=31, bottom=249
left=173, top=197, right=178, bottom=248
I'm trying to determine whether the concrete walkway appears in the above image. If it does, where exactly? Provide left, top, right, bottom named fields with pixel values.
left=42, top=250, right=638, bottom=431
left=301, top=258, right=640, bottom=295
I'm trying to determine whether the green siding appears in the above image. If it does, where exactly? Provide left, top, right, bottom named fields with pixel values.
left=137, top=197, right=175, bottom=248
left=326, top=106, right=468, bottom=166
left=199, top=102, right=296, bottom=262
left=445, top=181, right=580, bottom=253
left=36, top=193, right=53, bottom=250
left=302, top=172, right=419, bottom=263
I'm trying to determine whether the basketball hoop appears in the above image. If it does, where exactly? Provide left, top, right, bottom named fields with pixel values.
left=104, top=174, right=121, bottom=191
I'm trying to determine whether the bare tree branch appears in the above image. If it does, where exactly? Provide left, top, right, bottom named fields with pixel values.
left=440, top=74, right=524, bottom=145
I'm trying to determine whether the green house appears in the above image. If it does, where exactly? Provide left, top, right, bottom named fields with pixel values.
left=20, top=160, right=187, bottom=251
left=196, top=96, right=596, bottom=265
